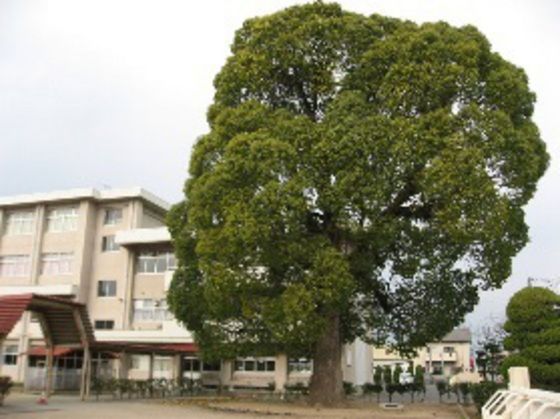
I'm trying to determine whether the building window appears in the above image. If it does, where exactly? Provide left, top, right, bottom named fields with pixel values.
left=94, top=320, right=115, bottom=330
left=5, top=211, right=35, bottom=235
left=0, top=255, right=31, bottom=277
left=133, top=299, right=173, bottom=322
left=41, top=252, right=73, bottom=275
left=182, top=357, right=221, bottom=372
left=136, top=251, right=176, bottom=274
left=101, top=235, right=120, bottom=252
left=289, top=358, right=312, bottom=373
left=97, top=280, right=116, bottom=297
left=104, top=208, right=122, bottom=225
left=46, top=207, right=78, bottom=232
left=203, top=361, right=221, bottom=371
left=443, top=346, right=455, bottom=354
left=183, top=357, right=201, bottom=372
left=234, top=358, right=275, bottom=372
left=2, top=345, right=18, bottom=366
left=154, top=356, right=172, bottom=372
left=130, top=355, right=142, bottom=370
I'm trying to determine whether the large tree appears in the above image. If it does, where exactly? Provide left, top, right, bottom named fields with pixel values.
left=167, top=2, right=548, bottom=404
left=501, top=287, right=560, bottom=391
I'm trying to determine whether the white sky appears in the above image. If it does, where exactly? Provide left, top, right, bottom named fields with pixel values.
left=1, top=0, right=559, bottom=334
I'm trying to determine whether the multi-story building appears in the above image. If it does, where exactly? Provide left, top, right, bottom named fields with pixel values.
left=372, top=328, right=472, bottom=377
left=0, top=187, right=372, bottom=391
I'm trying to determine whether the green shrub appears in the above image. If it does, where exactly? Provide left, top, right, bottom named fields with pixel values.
left=362, top=383, right=383, bottom=402
left=471, top=382, right=504, bottom=412
left=373, top=366, right=383, bottom=386
left=267, top=381, right=275, bottom=392
left=285, top=382, right=309, bottom=395
left=458, top=382, right=471, bottom=404
left=90, top=377, right=105, bottom=401
left=385, top=383, right=398, bottom=402
left=436, top=380, right=447, bottom=402
left=343, top=381, right=356, bottom=395
left=0, top=376, right=13, bottom=406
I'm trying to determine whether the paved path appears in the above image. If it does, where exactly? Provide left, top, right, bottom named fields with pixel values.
left=0, top=394, right=254, bottom=418
left=0, top=392, right=466, bottom=418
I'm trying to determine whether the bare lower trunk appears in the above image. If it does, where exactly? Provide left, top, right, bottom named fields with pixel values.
left=308, top=313, right=343, bottom=406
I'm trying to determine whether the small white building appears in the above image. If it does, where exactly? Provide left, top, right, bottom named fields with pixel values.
left=372, top=328, right=472, bottom=377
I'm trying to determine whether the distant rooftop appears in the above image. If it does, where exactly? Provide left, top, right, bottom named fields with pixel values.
left=441, top=328, right=471, bottom=343
left=0, top=187, right=171, bottom=211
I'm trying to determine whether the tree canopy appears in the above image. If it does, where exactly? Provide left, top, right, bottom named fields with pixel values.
left=167, top=1, right=548, bottom=402
left=501, top=287, right=560, bottom=390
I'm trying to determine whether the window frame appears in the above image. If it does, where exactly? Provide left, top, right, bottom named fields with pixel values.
left=46, top=207, right=78, bottom=233
left=101, top=235, right=120, bottom=252
left=97, top=280, right=117, bottom=297
left=0, top=255, right=31, bottom=277
left=94, top=320, right=115, bottom=330
left=2, top=344, right=18, bottom=366
left=103, top=208, right=123, bottom=226
left=132, top=298, right=173, bottom=322
left=40, top=252, right=73, bottom=276
left=234, top=357, right=275, bottom=373
left=288, top=358, right=313, bottom=373
left=136, top=251, right=176, bottom=274
left=5, top=211, right=35, bottom=235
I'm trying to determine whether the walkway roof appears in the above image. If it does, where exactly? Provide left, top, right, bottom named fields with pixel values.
left=0, top=293, right=95, bottom=346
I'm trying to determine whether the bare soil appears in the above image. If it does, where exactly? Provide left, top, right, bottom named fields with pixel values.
left=167, top=397, right=469, bottom=418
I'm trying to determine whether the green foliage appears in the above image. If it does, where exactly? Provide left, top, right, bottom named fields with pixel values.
left=343, top=381, right=356, bottom=395
left=168, top=1, right=549, bottom=366
left=501, top=287, right=560, bottom=390
left=0, top=376, right=13, bottom=406
left=476, top=322, right=506, bottom=382
left=383, top=365, right=392, bottom=386
left=88, top=378, right=183, bottom=400
left=450, top=383, right=460, bottom=402
left=373, top=365, right=383, bottom=386
left=435, top=380, right=447, bottom=402
left=458, top=382, right=471, bottom=404
left=393, top=364, right=403, bottom=384
left=471, top=381, right=504, bottom=412
left=385, top=383, right=398, bottom=403
left=362, top=382, right=383, bottom=401
left=414, top=365, right=425, bottom=385
left=285, top=382, right=309, bottom=395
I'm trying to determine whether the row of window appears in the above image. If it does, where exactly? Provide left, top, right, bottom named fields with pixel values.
left=132, top=299, right=173, bottom=322
left=0, top=235, right=120, bottom=278
left=3, top=207, right=123, bottom=236
left=426, top=346, right=456, bottom=354
left=1, top=345, right=310, bottom=373
left=136, top=251, right=176, bottom=273
left=0, top=249, right=176, bottom=277
left=234, top=358, right=276, bottom=372
left=94, top=298, right=173, bottom=330
left=183, top=358, right=311, bottom=373
left=0, top=253, right=73, bottom=277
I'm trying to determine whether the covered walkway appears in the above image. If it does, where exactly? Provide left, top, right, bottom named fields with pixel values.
left=0, top=293, right=95, bottom=399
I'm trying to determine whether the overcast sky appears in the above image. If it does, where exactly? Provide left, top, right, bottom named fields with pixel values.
left=1, top=0, right=559, bottom=334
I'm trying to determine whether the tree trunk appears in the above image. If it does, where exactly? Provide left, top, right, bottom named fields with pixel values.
left=308, top=313, right=344, bottom=406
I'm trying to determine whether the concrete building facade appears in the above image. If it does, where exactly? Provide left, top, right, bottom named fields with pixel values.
left=0, top=187, right=372, bottom=391
left=372, top=328, right=472, bottom=378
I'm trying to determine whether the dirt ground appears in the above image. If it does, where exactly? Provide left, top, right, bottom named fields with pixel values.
left=166, top=397, right=476, bottom=418
left=1, top=393, right=477, bottom=418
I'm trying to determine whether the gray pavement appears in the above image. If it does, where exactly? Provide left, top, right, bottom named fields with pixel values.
left=0, top=393, right=254, bottom=418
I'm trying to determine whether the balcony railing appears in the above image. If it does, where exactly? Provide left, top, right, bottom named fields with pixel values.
left=133, top=308, right=173, bottom=322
